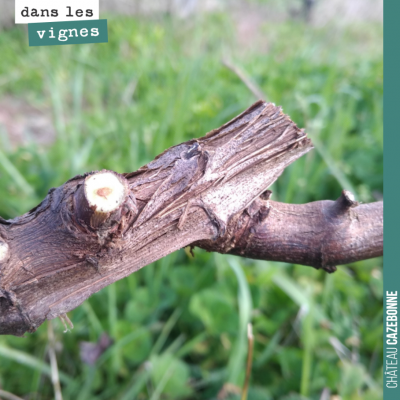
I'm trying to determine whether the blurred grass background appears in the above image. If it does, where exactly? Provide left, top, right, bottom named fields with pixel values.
left=0, top=3, right=382, bottom=400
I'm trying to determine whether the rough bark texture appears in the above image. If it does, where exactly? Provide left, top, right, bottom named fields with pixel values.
left=196, top=191, right=383, bottom=272
left=0, top=101, right=383, bottom=336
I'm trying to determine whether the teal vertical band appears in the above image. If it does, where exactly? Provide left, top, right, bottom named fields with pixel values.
left=384, top=1, right=400, bottom=399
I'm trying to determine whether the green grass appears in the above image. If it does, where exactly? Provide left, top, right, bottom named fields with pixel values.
left=0, top=14, right=382, bottom=400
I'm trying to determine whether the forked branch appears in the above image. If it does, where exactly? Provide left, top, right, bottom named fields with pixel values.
left=0, top=101, right=383, bottom=336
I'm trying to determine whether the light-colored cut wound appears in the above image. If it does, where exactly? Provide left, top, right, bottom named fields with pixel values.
left=0, top=241, right=9, bottom=262
left=85, top=173, right=126, bottom=213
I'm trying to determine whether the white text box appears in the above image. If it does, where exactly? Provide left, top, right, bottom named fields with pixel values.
left=15, top=0, right=99, bottom=24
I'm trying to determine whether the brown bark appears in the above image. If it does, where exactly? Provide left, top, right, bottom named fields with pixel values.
left=0, top=101, right=383, bottom=336
left=196, top=191, right=383, bottom=272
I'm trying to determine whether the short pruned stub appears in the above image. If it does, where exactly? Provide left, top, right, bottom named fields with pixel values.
left=73, top=170, right=132, bottom=231
left=0, top=240, right=10, bottom=264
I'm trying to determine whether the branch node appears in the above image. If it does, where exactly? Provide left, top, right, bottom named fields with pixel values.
left=260, top=189, right=273, bottom=201
left=73, top=170, right=135, bottom=234
left=337, top=190, right=359, bottom=210
left=321, top=265, right=337, bottom=274
left=85, top=256, right=101, bottom=275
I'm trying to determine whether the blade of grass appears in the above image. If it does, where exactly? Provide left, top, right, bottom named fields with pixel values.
left=312, top=136, right=357, bottom=195
left=0, top=344, right=72, bottom=385
left=175, top=331, right=208, bottom=358
left=148, top=362, right=176, bottom=400
left=76, top=366, right=96, bottom=400
left=0, top=149, right=35, bottom=196
left=273, top=272, right=327, bottom=322
left=222, top=58, right=267, bottom=100
left=151, top=308, right=182, bottom=356
left=47, top=321, right=63, bottom=400
left=81, top=300, right=104, bottom=338
left=119, top=369, right=151, bottom=400
left=254, top=329, right=282, bottom=368
left=227, top=257, right=253, bottom=385
left=0, top=390, right=25, bottom=400
left=300, top=302, right=314, bottom=398
left=97, top=328, right=148, bottom=366
left=108, top=283, right=118, bottom=383
left=240, top=323, right=254, bottom=400
left=163, top=333, right=185, bottom=355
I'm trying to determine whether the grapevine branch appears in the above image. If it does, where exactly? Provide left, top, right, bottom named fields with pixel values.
left=0, top=101, right=383, bottom=336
